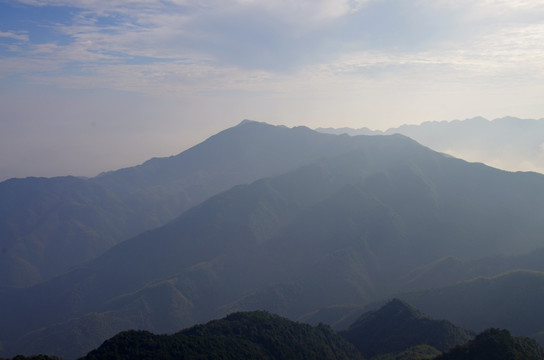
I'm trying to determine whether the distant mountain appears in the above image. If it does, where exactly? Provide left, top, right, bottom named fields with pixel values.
left=340, top=299, right=473, bottom=358
left=80, top=311, right=364, bottom=360
left=398, top=270, right=544, bottom=343
left=400, top=248, right=544, bottom=292
left=317, top=116, right=544, bottom=174
left=301, top=249, right=544, bottom=331
left=435, top=328, right=544, bottom=360
left=2, top=122, right=544, bottom=358
left=0, top=120, right=375, bottom=287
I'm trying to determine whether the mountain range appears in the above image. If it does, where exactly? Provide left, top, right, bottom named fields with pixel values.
left=0, top=120, right=375, bottom=287
left=2, top=120, right=544, bottom=358
left=317, top=116, right=544, bottom=174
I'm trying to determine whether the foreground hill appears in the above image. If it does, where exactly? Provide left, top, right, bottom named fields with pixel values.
left=340, top=299, right=473, bottom=358
left=81, top=311, right=364, bottom=360
left=435, top=328, right=544, bottom=360
left=0, top=121, right=372, bottom=287
left=2, top=123, right=544, bottom=358
left=375, top=328, right=544, bottom=360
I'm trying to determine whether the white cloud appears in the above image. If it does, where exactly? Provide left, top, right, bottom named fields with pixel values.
left=3, top=0, right=543, bottom=104
left=3, top=0, right=544, bottom=119
left=0, top=31, right=29, bottom=42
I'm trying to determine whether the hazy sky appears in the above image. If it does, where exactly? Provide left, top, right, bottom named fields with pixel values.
left=1, top=0, right=544, bottom=180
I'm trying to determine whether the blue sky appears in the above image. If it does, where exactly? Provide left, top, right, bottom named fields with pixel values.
left=1, top=0, right=544, bottom=180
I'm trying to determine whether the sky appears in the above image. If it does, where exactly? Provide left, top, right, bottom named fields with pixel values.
left=1, top=0, right=544, bottom=180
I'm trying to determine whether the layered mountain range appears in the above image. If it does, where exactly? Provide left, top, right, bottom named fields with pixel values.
left=0, top=121, right=371, bottom=287
left=2, top=120, right=544, bottom=359
left=317, top=116, right=544, bottom=174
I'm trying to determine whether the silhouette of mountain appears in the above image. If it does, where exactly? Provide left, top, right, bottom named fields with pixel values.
left=317, top=116, right=544, bottom=174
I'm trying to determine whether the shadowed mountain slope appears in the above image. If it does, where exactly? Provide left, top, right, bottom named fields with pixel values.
left=340, top=299, right=473, bottom=358
left=0, top=121, right=375, bottom=287
left=398, top=270, right=544, bottom=342
left=399, top=248, right=544, bottom=292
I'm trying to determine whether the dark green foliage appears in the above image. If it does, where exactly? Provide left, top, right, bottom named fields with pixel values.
left=435, top=328, right=544, bottom=360
left=81, top=311, right=364, bottom=360
left=340, top=299, right=473, bottom=358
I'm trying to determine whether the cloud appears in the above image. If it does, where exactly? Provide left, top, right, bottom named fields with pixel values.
left=3, top=0, right=544, bottom=98
left=0, top=30, right=29, bottom=42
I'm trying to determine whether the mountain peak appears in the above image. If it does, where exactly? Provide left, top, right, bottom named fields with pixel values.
left=341, top=299, right=473, bottom=357
left=348, top=298, right=427, bottom=331
left=236, top=119, right=268, bottom=126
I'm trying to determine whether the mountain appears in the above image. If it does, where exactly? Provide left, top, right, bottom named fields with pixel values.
left=2, top=123, right=544, bottom=358
left=435, top=328, right=544, bottom=360
left=317, top=116, right=544, bottom=174
left=399, top=248, right=544, bottom=292
left=80, top=311, right=364, bottom=360
left=397, top=270, right=544, bottom=343
left=340, top=299, right=473, bottom=358
left=0, top=120, right=375, bottom=287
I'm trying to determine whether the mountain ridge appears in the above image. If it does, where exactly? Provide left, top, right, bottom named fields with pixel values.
left=2, top=121, right=544, bottom=358
left=316, top=116, right=544, bottom=174
left=0, top=121, right=385, bottom=287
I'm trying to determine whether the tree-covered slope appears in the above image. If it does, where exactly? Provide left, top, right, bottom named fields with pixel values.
left=340, top=299, right=473, bottom=358
left=80, top=311, right=364, bottom=360
left=435, top=328, right=544, bottom=360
